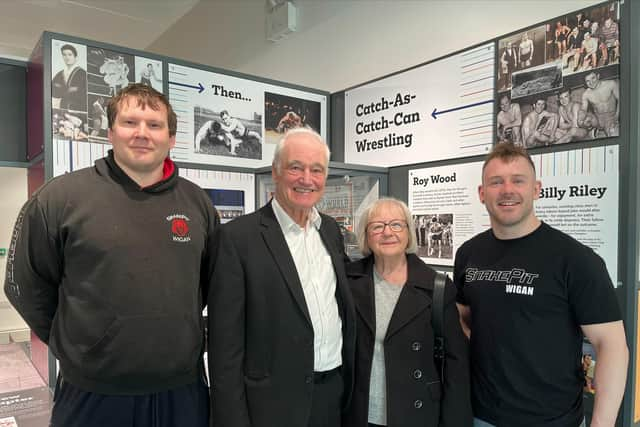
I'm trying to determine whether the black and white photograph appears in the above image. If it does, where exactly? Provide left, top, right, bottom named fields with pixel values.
left=497, top=40, right=518, bottom=91
left=264, top=92, right=321, bottom=144
left=511, top=62, right=563, bottom=99
left=547, top=2, right=620, bottom=76
left=561, top=67, right=619, bottom=139
left=87, top=47, right=135, bottom=98
left=51, top=40, right=88, bottom=113
left=546, top=20, right=572, bottom=64
left=86, top=47, right=135, bottom=144
left=52, top=108, right=88, bottom=142
left=496, top=2, right=620, bottom=146
left=497, top=25, right=547, bottom=91
left=87, top=94, right=109, bottom=142
left=193, top=106, right=262, bottom=159
left=135, top=57, right=163, bottom=92
left=504, top=93, right=562, bottom=148
left=413, top=214, right=454, bottom=260
left=496, top=70, right=618, bottom=148
left=204, top=188, right=245, bottom=224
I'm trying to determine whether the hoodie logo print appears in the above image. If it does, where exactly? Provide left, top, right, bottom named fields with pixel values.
left=172, top=219, right=189, bottom=236
left=167, top=214, right=191, bottom=242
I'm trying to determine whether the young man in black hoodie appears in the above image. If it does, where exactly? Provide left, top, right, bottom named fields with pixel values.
left=5, top=84, right=218, bottom=427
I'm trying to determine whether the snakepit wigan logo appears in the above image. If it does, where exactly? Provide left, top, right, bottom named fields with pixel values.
left=167, top=214, right=191, bottom=243
left=465, top=267, right=539, bottom=296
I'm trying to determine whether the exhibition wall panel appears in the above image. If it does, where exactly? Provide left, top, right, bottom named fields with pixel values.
left=168, top=62, right=328, bottom=168
left=46, top=36, right=166, bottom=173
left=496, top=2, right=620, bottom=148
left=343, top=43, right=495, bottom=167
left=407, top=145, right=619, bottom=283
left=39, top=32, right=329, bottom=179
left=26, top=31, right=340, bottom=392
left=338, top=2, right=632, bottom=424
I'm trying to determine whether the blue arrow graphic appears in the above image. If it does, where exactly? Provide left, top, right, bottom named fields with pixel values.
left=169, top=81, right=205, bottom=93
left=431, top=99, right=493, bottom=119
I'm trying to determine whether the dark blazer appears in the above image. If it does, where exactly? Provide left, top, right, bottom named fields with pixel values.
left=344, top=254, right=471, bottom=427
left=208, top=202, right=356, bottom=427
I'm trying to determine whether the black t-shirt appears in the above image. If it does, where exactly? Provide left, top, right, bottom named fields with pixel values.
left=454, top=222, right=620, bottom=427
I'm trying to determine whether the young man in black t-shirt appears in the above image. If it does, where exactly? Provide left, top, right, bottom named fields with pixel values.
left=454, top=143, right=627, bottom=427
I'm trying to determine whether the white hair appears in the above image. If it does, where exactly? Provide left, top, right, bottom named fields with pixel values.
left=355, top=197, right=417, bottom=257
left=272, top=127, right=331, bottom=176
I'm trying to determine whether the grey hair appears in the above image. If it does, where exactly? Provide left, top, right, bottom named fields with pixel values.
left=356, top=197, right=417, bottom=257
left=272, top=127, right=331, bottom=176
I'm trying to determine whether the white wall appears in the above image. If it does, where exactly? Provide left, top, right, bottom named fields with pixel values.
left=148, top=0, right=603, bottom=93
left=0, top=167, right=28, bottom=334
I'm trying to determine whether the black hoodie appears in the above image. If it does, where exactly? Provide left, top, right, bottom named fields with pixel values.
left=4, top=151, right=219, bottom=394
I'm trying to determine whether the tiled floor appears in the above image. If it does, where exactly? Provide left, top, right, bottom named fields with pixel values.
left=0, top=342, right=51, bottom=427
left=0, top=343, right=45, bottom=393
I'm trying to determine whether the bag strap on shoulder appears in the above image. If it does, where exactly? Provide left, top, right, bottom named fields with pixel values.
left=432, top=271, right=447, bottom=382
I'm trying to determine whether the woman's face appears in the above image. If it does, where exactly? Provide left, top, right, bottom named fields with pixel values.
left=366, top=202, right=409, bottom=259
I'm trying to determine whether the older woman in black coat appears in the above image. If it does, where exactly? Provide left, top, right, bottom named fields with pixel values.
left=344, top=197, right=471, bottom=427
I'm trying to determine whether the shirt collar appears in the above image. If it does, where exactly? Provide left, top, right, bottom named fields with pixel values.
left=271, top=197, right=322, bottom=231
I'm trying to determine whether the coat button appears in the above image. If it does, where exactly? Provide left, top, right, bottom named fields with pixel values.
left=413, top=369, right=422, bottom=379
left=414, top=399, right=423, bottom=409
left=412, top=341, right=421, bottom=351
left=305, top=375, right=313, bottom=384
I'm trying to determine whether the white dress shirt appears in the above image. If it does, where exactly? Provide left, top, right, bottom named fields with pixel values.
left=272, top=198, right=343, bottom=372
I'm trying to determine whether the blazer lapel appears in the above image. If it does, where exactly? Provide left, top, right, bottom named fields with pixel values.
left=385, top=286, right=431, bottom=340
left=385, top=255, right=433, bottom=340
left=352, top=275, right=376, bottom=335
left=260, top=205, right=312, bottom=325
left=345, top=257, right=375, bottom=334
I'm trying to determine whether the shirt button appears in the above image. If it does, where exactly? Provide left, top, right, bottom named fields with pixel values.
left=413, top=369, right=422, bottom=379
left=412, top=341, right=421, bottom=351
left=414, top=399, right=423, bottom=409
left=305, top=375, right=313, bottom=384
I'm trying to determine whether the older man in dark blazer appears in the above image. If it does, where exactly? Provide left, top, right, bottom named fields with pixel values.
left=209, top=128, right=356, bottom=427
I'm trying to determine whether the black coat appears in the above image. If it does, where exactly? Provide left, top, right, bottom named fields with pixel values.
left=208, top=202, right=356, bottom=427
left=344, top=254, right=471, bottom=427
